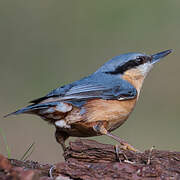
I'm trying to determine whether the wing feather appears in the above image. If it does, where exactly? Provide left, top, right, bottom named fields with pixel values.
left=30, top=76, right=137, bottom=104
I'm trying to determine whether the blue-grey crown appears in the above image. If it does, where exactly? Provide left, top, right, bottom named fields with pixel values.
left=95, top=52, right=146, bottom=74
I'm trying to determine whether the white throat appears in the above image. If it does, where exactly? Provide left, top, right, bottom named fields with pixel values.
left=137, top=62, right=153, bottom=77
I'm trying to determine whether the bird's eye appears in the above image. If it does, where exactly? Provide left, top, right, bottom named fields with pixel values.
left=136, top=56, right=145, bottom=64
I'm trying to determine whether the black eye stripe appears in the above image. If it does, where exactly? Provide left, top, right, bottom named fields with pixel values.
left=105, top=56, right=147, bottom=75
left=108, top=60, right=137, bottom=74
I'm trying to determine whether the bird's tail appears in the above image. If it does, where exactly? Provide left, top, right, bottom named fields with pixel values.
left=4, top=102, right=58, bottom=118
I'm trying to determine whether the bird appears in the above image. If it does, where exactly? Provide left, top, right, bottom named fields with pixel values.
left=5, top=49, right=172, bottom=152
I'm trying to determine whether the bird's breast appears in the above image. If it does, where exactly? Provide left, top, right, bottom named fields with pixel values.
left=59, top=98, right=137, bottom=136
left=82, top=98, right=137, bottom=130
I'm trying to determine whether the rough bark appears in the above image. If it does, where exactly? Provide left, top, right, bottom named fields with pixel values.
left=0, top=139, right=180, bottom=179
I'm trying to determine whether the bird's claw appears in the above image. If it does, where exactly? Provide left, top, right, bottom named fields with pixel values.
left=120, top=143, right=141, bottom=153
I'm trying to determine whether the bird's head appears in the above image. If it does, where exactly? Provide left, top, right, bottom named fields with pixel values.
left=96, top=49, right=172, bottom=92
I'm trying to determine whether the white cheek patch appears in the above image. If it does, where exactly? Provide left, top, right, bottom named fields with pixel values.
left=137, top=62, right=153, bottom=77
left=55, top=120, right=71, bottom=128
left=55, top=102, right=72, bottom=112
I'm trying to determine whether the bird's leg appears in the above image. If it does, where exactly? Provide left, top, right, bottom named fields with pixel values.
left=105, top=132, right=140, bottom=152
left=93, top=122, right=140, bottom=152
left=55, top=129, right=69, bottom=152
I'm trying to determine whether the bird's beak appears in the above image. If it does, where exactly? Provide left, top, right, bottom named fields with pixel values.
left=151, top=49, right=173, bottom=64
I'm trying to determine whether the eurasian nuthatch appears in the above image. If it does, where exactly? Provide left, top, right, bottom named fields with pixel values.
left=5, top=49, right=172, bottom=152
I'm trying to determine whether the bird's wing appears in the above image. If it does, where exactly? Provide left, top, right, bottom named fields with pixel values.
left=31, top=79, right=137, bottom=104
left=60, top=83, right=137, bottom=101
left=5, top=79, right=137, bottom=117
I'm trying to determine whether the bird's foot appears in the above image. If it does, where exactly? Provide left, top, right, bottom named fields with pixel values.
left=114, top=144, right=136, bottom=164
left=120, top=142, right=141, bottom=153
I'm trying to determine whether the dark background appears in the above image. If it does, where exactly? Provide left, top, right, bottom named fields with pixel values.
left=1, top=0, right=179, bottom=163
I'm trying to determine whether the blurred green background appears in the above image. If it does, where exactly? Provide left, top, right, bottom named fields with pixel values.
left=1, top=0, right=180, bottom=164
